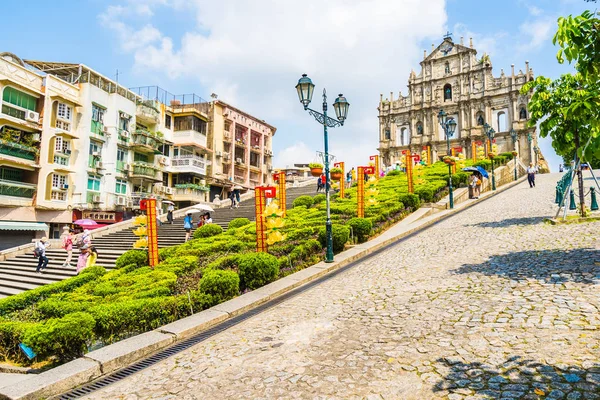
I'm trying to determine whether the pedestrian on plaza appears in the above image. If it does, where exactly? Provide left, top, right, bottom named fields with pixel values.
left=197, top=214, right=206, bottom=228
left=76, top=230, right=92, bottom=274
left=204, top=213, right=213, bottom=224
left=85, top=246, right=98, bottom=270
left=35, top=237, right=50, bottom=274
left=527, top=163, right=537, bottom=188
left=470, top=174, right=480, bottom=199
left=351, top=167, right=356, bottom=184
left=167, top=203, right=175, bottom=224
left=234, top=189, right=241, bottom=208
left=559, top=164, right=564, bottom=173
left=364, top=172, right=369, bottom=182
left=345, top=171, right=352, bottom=189
left=61, top=229, right=74, bottom=268
left=228, top=190, right=236, bottom=209
left=184, top=211, right=193, bottom=242
left=316, top=176, right=322, bottom=192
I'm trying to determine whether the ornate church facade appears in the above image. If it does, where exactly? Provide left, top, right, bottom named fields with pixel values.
left=377, top=35, right=538, bottom=167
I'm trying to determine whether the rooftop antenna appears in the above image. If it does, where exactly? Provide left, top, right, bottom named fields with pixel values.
left=115, top=69, right=120, bottom=85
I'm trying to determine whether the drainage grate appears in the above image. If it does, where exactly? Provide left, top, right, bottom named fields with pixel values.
left=55, top=208, right=463, bottom=399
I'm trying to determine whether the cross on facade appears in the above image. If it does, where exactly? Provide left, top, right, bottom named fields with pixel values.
left=443, top=31, right=452, bottom=40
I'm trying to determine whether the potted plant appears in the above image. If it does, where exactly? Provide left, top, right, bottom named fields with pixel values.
left=330, top=167, right=343, bottom=181
left=488, top=152, right=496, bottom=160
left=309, top=163, right=324, bottom=177
left=511, top=151, right=518, bottom=157
left=443, top=156, right=456, bottom=166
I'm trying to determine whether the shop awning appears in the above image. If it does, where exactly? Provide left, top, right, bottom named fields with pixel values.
left=0, top=221, right=47, bottom=231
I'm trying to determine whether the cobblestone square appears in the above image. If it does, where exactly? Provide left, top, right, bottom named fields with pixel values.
left=86, top=173, right=600, bottom=400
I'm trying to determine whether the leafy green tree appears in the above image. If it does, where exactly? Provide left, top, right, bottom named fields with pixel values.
left=522, top=73, right=600, bottom=216
left=554, top=10, right=600, bottom=80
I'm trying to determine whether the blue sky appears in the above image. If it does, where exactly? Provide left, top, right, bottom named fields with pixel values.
left=0, top=0, right=591, bottom=171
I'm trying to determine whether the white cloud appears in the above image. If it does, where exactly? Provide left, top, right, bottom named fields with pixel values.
left=518, top=18, right=554, bottom=52
left=452, top=23, right=508, bottom=57
left=100, top=0, right=448, bottom=170
left=274, top=142, right=315, bottom=169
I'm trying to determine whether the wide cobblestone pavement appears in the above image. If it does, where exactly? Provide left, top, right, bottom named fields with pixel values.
left=86, top=173, right=600, bottom=400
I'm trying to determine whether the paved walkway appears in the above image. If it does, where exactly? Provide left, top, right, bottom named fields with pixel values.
left=86, top=173, right=600, bottom=400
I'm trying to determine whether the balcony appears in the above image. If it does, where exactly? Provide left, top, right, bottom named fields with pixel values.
left=172, top=185, right=209, bottom=203
left=0, top=139, right=38, bottom=161
left=223, top=132, right=232, bottom=142
left=234, top=138, right=247, bottom=148
left=136, top=101, right=160, bottom=124
left=130, top=129, right=164, bottom=153
left=130, top=162, right=161, bottom=181
left=53, top=153, right=71, bottom=173
left=170, top=155, right=210, bottom=176
left=172, top=130, right=208, bottom=148
left=0, top=179, right=36, bottom=206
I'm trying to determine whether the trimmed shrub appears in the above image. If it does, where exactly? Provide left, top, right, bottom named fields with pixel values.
left=228, top=218, right=251, bottom=230
left=193, top=224, right=223, bottom=239
left=22, top=312, right=96, bottom=361
left=115, top=250, right=147, bottom=269
left=206, top=255, right=239, bottom=271
left=318, top=224, right=350, bottom=253
left=292, top=195, right=313, bottom=209
left=347, top=218, right=373, bottom=243
left=0, top=320, right=36, bottom=364
left=0, top=267, right=105, bottom=316
left=399, top=194, right=421, bottom=211
left=499, top=152, right=514, bottom=160
left=474, top=160, right=492, bottom=171
left=198, top=270, right=239, bottom=304
left=157, top=256, right=199, bottom=276
left=158, top=246, right=177, bottom=262
left=415, top=187, right=435, bottom=203
left=312, top=194, right=326, bottom=204
left=386, top=170, right=401, bottom=176
left=237, top=253, right=279, bottom=290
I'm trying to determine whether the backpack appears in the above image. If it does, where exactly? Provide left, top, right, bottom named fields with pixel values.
left=33, top=242, right=42, bottom=258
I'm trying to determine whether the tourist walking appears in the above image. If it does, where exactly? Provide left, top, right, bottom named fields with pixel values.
left=184, top=212, right=193, bottom=242
left=35, top=237, right=50, bottom=274
left=316, top=176, right=322, bottom=193
left=204, top=213, right=213, bottom=224
left=229, top=190, right=236, bottom=209
left=85, top=246, right=98, bottom=270
left=167, top=203, right=174, bottom=224
left=234, top=189, right=241, bottom=208
left=470, top=174, right=480, bottom=199
left=197, top=214, right=206, bottom=228
left=61, top=229, right=74, bottom=268
left=76, top=230, right=92, bottom=274
left=527, top=163, right=537, bottom=188
left=351, top=167, right=356, bottom=185
left=346, top=171, right=352, bottom=189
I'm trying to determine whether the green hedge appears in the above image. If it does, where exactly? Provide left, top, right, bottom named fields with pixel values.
left=292, top=195, right=314, bottom=208
left=313, top=194, right=326, bottom=204
left=198, top=270, right=239, bottom=304
left=193, top=224, right=223, bottom=239
left=228, top=218, right=251, bottom=230
left=318, top=225, right=350, bottom=253
left=347, top=218, right=372, bottom=243
left=238, top=253, right=279, bottom=290
left=115, top=250, right=147, bottom=269
left=399, top=194, right=421, bottom=211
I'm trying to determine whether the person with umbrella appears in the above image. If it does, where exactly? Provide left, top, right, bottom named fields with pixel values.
left=228, top=189, right=236, bottom=209
left=165, top=201, right=175, bottom=224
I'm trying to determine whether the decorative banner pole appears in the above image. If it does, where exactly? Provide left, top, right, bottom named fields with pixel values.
left=145, top=198, right=159, bottom=267
left=471, top=141, right=477, bottom=163
left=357, top=166, right=375, bottom=218
left=254, top=186, right=276, bottom=252
left=403, top=150, right=414, bottom=193
left=277, top=171, right=286, bottom=217
left=334, top=161, right=345, bottom=198
left=369, top=155, right=380, bottom=178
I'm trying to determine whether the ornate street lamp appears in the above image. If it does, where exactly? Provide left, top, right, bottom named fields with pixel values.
left=295, top=74, right=349, bottom=263
left=510, top=128, right=519, bottom=181
left=438, top=109, right=457, bottom=209
left=533, top=145, right=540, bottom=164
left=484, top=124, right=496, bottom=190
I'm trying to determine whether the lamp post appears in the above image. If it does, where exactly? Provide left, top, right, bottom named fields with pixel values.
left=296, top=74, right=349, bottom=263
left=484, top=123, right=496, bottom=190
left=510, top=128, right=519, bottom=181
left=437, top=109, right=457, bottom=209
left=527, top=132, right=533, bottom=164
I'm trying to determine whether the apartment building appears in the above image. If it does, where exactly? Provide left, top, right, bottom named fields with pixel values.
left=0, top=55, right=276, bottom=249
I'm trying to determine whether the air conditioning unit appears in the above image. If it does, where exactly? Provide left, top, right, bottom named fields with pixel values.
left=25, top=111, right=40, bottom=123
left=60, top=184, right=69, bottom=190
left=92, top=151, right=100, bottom=157
left=164, top=187, right=173, bottom=194
left=96, top=161, right=104, bottom=169
left=126, top=200, right=134, bottom=207
left=124, top=164, right=131, bottom=171
left=103, top=126, right=109, bottom=134
left=116, top=196, right=126, bottom=206
left=216, top=151, right=222, bottom=157
left=223, top=111, right=229, bottom=117
left=158, top=156, right=169, bottom=166
left=92, top=195, right=101, bottom=203
left=267, top=164, right=273, bottom=172
left=236, top=158, right=243, bottom=164
left=121, top=130, right=130, bottom=138
left=223, top=153, right=230, bottom=160
left=119, top=112, right=128, bottom=119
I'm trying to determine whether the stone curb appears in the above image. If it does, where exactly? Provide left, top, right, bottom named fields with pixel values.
left=0, top=175, right=526, bottom=400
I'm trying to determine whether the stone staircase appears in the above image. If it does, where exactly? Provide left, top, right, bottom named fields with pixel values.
left=0, top=182, right=318, bottom=297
